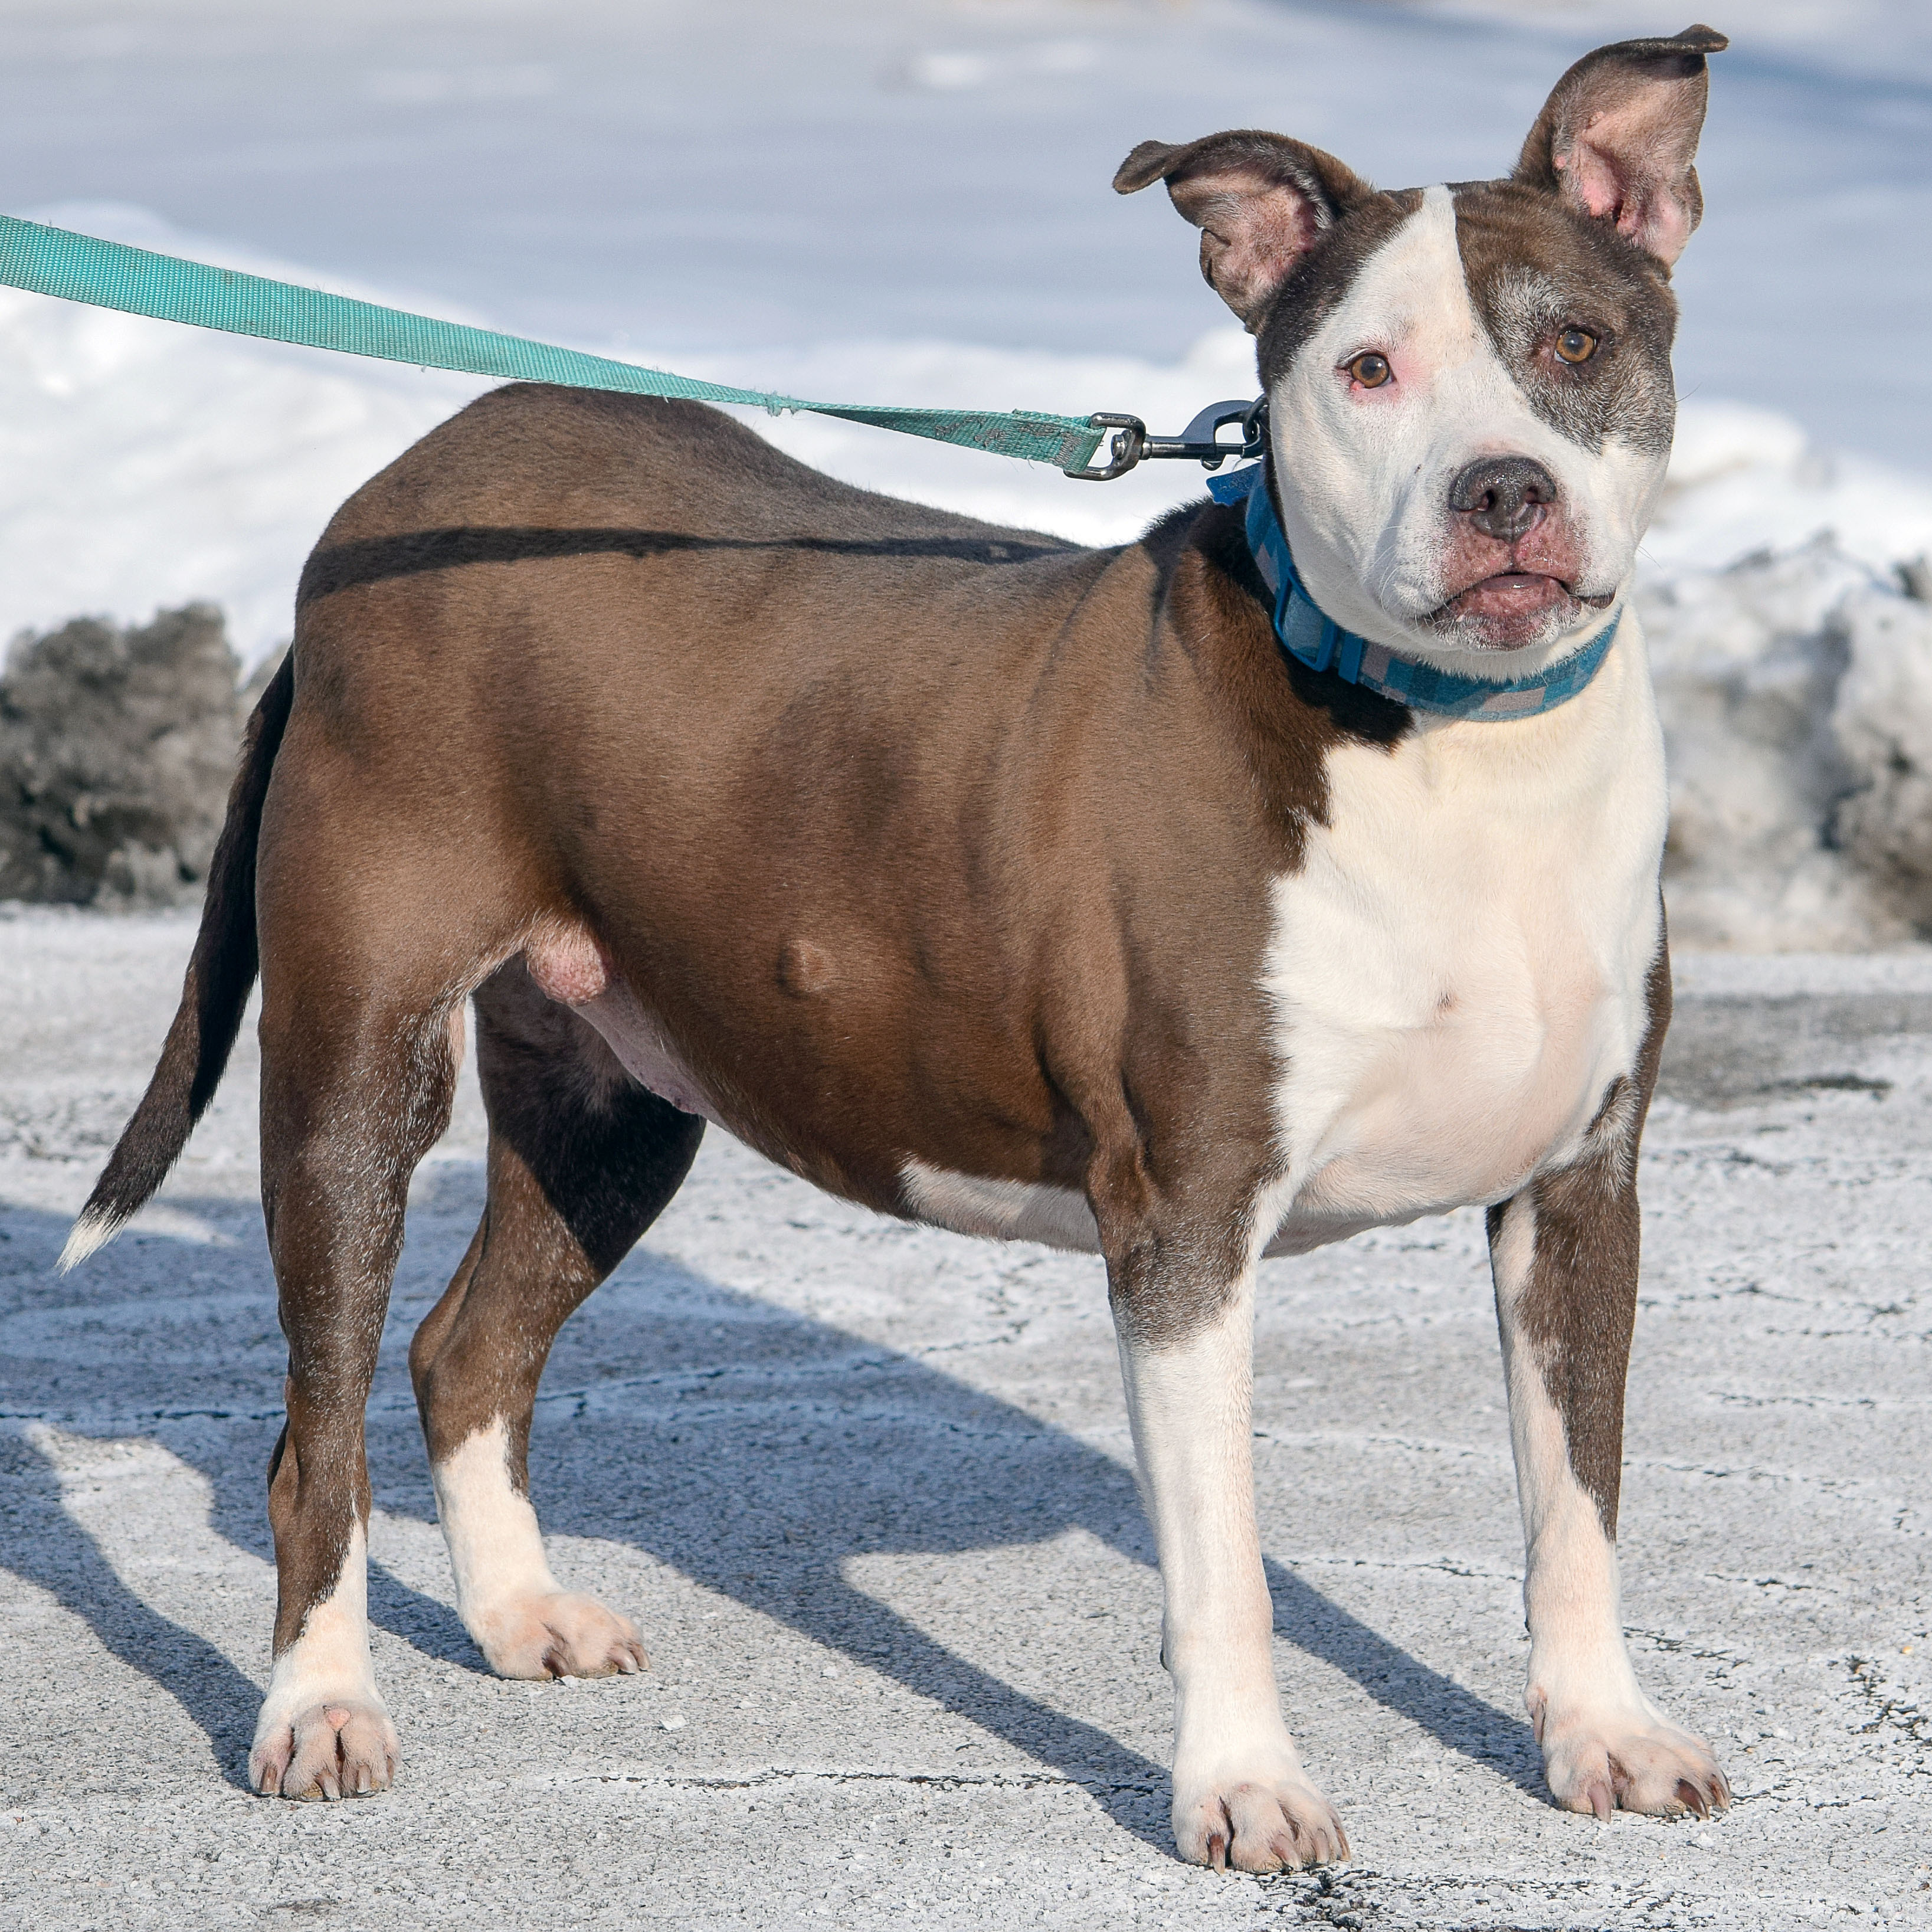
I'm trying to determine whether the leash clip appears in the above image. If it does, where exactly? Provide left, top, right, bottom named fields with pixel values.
left=1064, top=412, right=1147, bottom=482
left=1065, top=397, right=1267, bottom=482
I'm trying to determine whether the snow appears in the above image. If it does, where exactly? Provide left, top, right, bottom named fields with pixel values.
left=1, top=0, right=1927, bottom=466
left=0, top=204, right=486, bottom=672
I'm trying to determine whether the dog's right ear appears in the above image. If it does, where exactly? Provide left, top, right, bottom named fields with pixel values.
left=1115, top=132, right=1370, bottom=332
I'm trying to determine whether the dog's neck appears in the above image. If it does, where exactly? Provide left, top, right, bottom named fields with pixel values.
left=1208, top=463, right=1622, bottom=722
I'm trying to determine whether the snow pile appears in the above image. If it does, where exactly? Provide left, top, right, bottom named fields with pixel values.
left=1636, top=405, right=1932, bottom=949
left=1642, top=543, right=1918, bottom=949
left=0, top=604, right=253, bottom=906
left=6, top=209, right=1932, bottom=944
left=1833, top=584, right=1932, bottom=916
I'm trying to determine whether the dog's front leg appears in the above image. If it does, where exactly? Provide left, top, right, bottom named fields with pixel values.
left=1111, top=1247, right=1347, bottom=1871
left=1488, top=1167, right=1731, bottom=1821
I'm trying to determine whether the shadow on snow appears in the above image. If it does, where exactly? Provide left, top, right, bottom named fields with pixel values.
left=0, top=1165, right=1541, bottom=1837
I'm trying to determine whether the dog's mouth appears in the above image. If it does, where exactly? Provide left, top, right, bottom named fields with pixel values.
left=1427, top=572, right=1615, bottom=651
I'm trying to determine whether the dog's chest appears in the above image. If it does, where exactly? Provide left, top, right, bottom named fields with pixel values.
left=1261, top=656, right=1666, bottom=1252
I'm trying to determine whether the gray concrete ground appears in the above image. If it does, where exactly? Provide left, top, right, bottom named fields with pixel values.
left=0, top=911, right=1925, bottom=1930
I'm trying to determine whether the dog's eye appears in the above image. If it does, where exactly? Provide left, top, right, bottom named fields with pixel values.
left=1345, top=352, right=1392, bottom=389
left=1554, top=328, right=1599, bottom=365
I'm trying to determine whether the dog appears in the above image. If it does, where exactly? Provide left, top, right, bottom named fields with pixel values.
left=66, top=25, right=1731, bottom=1869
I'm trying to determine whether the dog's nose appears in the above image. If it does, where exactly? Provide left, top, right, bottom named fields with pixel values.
left=1447, top=456, right=1557, bottom=542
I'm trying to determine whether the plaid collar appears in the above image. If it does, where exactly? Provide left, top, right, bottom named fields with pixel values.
left=1207, top=463, right=1620, bottom=721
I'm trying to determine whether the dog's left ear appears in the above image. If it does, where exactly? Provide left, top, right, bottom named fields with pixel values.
left=1115, top=132, right=1371, bottom=332
left=1516, top=24, right=1728, bottom=267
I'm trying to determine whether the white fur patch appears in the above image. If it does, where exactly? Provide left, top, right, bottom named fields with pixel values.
left=432, top=1417, right=561, bottom=1627
left=1117, top=1293, right=1270, bottom=1684
left=431, top=1417, right=646, bottom=1679
left=251, top=1520, right=384, bottom=1743
left=899, top=1161, right=1099, bottom=1251
left=1117, top=1286, right=1344, bottom=1859
left=57, top=1207, right=119, bottom=1273
left=1258, top=617, right=1667, bottom=1255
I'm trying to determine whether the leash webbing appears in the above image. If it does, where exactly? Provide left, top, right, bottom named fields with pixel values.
left=0, top=215, right=1109, bottom=474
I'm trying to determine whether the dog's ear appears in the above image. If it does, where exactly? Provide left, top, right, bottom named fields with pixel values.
left=1515, top=24, right=1727, bottom=267
left=1115, top=132, right=1371, bottom=332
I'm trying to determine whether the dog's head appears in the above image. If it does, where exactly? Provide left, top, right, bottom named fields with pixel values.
left=1119, top=25, right=1725, bottom=669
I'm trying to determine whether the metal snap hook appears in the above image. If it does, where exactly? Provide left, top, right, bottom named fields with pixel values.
left=1063, top=398, right=1266, bottom=480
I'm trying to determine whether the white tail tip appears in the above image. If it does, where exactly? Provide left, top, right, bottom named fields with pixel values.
left=57, top=1209, right=121, bottom=1273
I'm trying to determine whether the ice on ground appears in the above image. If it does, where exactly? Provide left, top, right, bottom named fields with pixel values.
left=5, top=208, right=1932, bottom=946
left=1, top=914, right=1928, bottom=1930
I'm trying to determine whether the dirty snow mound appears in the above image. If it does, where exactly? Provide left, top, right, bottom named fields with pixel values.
left=0, top=604, right=256, bottom=906
left=1635, top=404, right=1932, bottom=949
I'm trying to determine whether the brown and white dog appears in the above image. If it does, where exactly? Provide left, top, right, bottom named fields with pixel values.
left=67, top=27, right=1731, bottom=1869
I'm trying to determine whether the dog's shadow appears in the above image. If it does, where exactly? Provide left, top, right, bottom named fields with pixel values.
left=0, top=1171, right=1543, bottom=1839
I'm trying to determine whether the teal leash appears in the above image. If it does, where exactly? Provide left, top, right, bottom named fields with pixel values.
left=0, top=214, right=1129, bottom=473
left=0, top=213, right=1274, bottom=480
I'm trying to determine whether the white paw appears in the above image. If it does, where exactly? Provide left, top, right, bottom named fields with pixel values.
left=251, top=1695, right=399, bottom=1801
left=1534, top=1697, right=1731, bottom=1820
left=470, top=1590, right=647, bottom=1680
left=1172, top=1767, right=1350, bottom=1872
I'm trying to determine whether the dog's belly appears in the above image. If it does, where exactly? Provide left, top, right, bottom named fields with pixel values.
left=575, top=981, right=729, bottom=1128
left=902, top=968, right=1630, bottom=1264
left=526, top=926, right=731, bottom=1128
left=899, top=1162, right=1101, bottom=1251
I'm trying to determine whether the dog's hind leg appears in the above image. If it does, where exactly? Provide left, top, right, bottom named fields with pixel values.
left=249, top=917, right=471, bottom=1800
left=409, top=958, right=703, bottom=1680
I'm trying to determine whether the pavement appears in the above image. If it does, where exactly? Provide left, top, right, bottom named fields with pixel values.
left=0, top=910, right=1926, bottom=1930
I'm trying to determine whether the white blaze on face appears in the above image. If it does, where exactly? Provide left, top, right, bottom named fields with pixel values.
left=1267, top=186, right=1665, bottom=669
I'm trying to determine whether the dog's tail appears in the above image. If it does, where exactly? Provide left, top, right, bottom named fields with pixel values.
left=59, top=653, right=296, bottom=1271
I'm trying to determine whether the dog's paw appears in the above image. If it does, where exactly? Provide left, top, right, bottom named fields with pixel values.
left=1173, top=1772, right=1350, bottom=1872
left=1537, top=1702, right=1731, bottom=1821
left=471, top=1590, right=647, bottom=1680
left=251, top=1697, right=399, bottom=1801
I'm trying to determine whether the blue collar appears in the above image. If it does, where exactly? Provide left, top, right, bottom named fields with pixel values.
left=1206, top=463, right=1620, bottom=721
